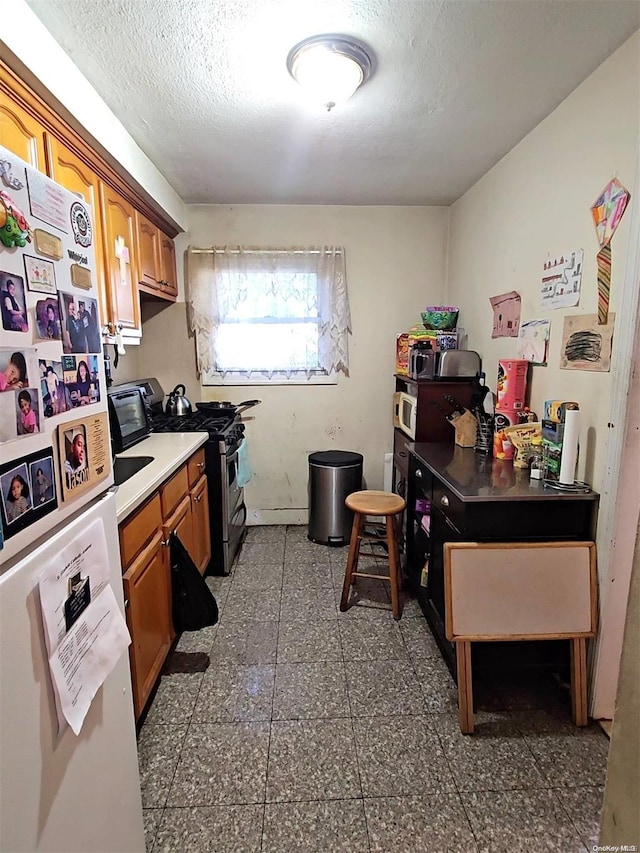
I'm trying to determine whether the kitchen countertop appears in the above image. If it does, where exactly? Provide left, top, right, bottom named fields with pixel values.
left=411, top=443, right=599, bottom=503
left=113, top=432, right=208, bottom=523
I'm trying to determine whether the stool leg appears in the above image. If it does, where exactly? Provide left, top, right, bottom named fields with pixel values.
left=394, top=513, right=403, bottom=592
left=385, top=514, right=401, bottom=620
left=570, top=637, right=588, bottom=726
left=340, top=512, right=362, bottom=612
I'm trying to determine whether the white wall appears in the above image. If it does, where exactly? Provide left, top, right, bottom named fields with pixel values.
left=136, top=204, right=449, bottom=522
left=2, top=0, right=187, bottom=230
left=447, top=32, right=639, bottom=494
left=446, top=32, right=640, bottom=721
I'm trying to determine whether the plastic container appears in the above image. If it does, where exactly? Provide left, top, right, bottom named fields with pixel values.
left=421, top=307, right=459, bottom=331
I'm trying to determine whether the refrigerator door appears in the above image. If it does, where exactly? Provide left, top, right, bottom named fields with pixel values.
left=0, top=144, right=114, bottom=568
left=0, top=491, right=144, bottom=853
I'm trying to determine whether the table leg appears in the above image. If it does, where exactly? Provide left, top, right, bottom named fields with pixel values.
left=570, top=637, right=588, bottom=726
left=456, top=641, right=474, bottom=734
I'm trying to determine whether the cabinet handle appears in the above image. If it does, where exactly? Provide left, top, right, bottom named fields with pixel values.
left=399, top=451, right=407, bottom=457
left=195, top=495, right=202, bottom=502
left=440, top=495, right=450, bottom=507
left=124, top=599, right=130, bottom=610
left=197, top=462, right=205, bottom=470
left=162, top=537, right=171, bottom=547
left=415, top=469, right=423, bottom=479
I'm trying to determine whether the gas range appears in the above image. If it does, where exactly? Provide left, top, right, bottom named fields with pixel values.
left=125, top=377, right=257, bottom=575
left=151, top=411, right=245, bottom=454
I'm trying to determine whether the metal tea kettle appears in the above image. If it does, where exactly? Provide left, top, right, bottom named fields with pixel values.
left=165, top=383, right=193, bottom=416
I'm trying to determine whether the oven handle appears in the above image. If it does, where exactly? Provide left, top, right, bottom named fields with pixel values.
left=231, top=502, right=247, bottom=527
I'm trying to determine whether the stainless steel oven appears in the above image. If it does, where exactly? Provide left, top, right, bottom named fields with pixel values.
left=117, top=378, right=257, bottom=575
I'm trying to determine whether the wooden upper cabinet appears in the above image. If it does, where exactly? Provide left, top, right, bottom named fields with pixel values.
left=47, top=137, right=109, bottom=329
left=0, top=95, right=47, bottom=172
left=159, top=232, right=178, bottom=298
left=135, top=212, right=177, bottom=301
left=2, top=65, right=181, bottom=324
left=135, top=211, right=162, bottom=291
left=100, top=183, right=142, bottom=339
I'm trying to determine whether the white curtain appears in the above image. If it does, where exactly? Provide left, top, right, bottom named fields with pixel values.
left=186, top=246, right=351, bottom=380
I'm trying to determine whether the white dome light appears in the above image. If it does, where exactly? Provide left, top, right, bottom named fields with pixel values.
left=287, top=35, right=373, bottom=111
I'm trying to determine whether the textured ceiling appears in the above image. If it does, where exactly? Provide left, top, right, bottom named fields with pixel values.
left=26, top=0, right=640, bottom=206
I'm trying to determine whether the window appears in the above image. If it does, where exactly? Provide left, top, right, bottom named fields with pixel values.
left=186, top=246, right=351, bottom=384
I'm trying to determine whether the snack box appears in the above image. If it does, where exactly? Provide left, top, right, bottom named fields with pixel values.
left=408, top=326, right=439, bottom=347
left=543, top=400, right=579, bottom=423
left=496, top=359, right=529, bottom=411
left=396, top=333, right=410, bottom=374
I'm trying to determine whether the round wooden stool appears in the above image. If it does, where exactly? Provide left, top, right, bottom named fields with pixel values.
left=339, top=490, right=406, bottom=620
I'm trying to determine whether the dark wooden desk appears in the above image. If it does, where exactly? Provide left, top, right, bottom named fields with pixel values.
left=406, top=444, right=599, bottom=679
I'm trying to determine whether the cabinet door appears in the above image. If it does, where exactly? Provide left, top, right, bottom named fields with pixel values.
left=47, top=137, right=109, bottom=330
left=0, top=95, right=47, bottom=172
left=100, top=183, right=142, bottom=338
left=163, top=494, right=194, bottom=577
left=123, top=531, right=172, bottom=719
left=135, top=211, right=162, bottom=290
left=190, top=475, right=211, bottom=575
left=159, top=231, right=177, bottom=298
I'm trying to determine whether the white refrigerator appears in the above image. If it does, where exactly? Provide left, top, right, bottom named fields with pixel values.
left=0, top=147, right=144, bottom=850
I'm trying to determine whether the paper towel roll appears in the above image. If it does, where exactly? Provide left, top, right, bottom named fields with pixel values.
left=559, top=408, right=580, bottom=485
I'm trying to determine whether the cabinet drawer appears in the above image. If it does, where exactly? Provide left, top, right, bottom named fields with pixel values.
left=393, top=429, right=411, bottom=476
left=161, top=464, right=189, bottom=518
left=432, top=479, right=465, bottom=534
left=119, top=492, right=163, bottom=569
left=187, top=449, right=206, bottom=488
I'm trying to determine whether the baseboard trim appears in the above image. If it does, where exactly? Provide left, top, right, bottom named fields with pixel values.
left=247, top=509, right=308, bottom=526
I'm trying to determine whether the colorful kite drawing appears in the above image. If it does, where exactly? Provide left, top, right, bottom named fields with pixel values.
left=590, top=178, right=630, bottom=325
left=591, top=178, right=630, bottom=247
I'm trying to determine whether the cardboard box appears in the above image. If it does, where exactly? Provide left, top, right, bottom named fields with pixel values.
left=496, top=359, right=528, bottom=410
left=396, top=333, right=410, bottom=375
left=543, top=400, right=579, bottom=423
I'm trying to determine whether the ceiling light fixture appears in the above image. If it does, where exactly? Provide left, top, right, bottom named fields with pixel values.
left=287, top=34, right=373, bottom=111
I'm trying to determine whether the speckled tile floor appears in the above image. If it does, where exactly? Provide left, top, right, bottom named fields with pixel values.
left=139, top=525, right=609, bottom=852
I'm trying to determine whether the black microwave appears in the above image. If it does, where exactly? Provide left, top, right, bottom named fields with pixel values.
left=107, top=386, right=151, bottom=453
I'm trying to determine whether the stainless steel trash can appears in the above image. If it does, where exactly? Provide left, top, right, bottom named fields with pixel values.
left=308, top=451, right=364, bottom=546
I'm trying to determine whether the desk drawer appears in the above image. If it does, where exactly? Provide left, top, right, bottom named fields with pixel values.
left=119, top=492, right=163, bottom=569
left=187, top=448, right=206, bottom=488
left=161, top=464, right=189, bottom=518
left=432, top=479, right=465, bottom=533
left=393, top=430, right=411, bottom=477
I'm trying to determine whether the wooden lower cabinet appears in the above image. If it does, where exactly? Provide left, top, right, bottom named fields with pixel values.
left=122, top=530, right=172, bottom=720
left=119, top=449, right=212, bottom=719
left=162, top=494, right=194, bottom=618
left=190, top=475, right=211, bottom=575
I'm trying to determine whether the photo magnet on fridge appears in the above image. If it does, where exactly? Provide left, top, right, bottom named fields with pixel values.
left=0, top=447, right=58, bottom=540
left=56, top=412, right=111, bottom=502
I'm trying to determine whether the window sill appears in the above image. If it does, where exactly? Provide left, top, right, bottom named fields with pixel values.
left=202, top=371, right=338, bottom=386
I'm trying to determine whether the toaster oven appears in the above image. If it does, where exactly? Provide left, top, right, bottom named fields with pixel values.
left=409, top=348, right=481, bottom=380
left=107, top=386, right=152, bottom=452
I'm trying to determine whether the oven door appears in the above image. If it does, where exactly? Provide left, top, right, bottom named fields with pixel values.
left=224, top=445, right=242, bottom=521
left=222, top=441, right=247, bottom=571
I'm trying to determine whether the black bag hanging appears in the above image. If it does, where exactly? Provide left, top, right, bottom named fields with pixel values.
left=170, top=532, right=219, bottom=632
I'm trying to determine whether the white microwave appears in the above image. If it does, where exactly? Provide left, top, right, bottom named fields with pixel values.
left=393, top=391, right=417, bottom=439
